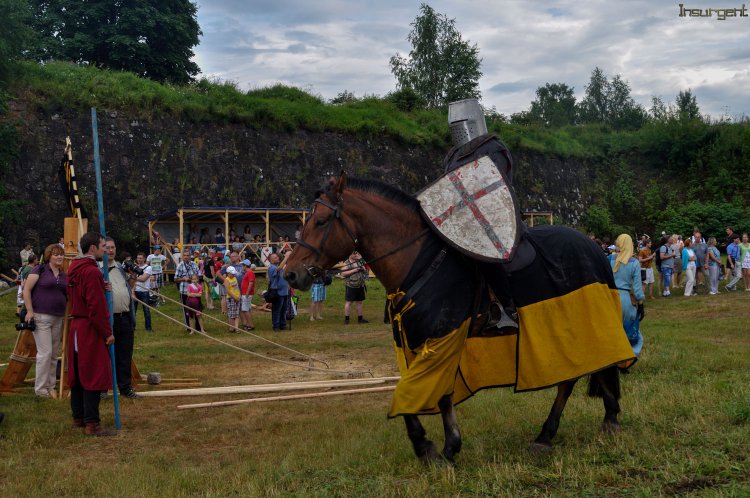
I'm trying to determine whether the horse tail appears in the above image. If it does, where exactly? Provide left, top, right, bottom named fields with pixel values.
left=587, top=366, right=621, bottom=400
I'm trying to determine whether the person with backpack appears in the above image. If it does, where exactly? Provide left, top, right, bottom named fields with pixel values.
left=658, top=235, right=676, bottom=297
left=341, top=251, right=369, bottom=325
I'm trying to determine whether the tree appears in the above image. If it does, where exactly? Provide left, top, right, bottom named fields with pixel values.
left=675, top=89, right=700, bottom=120
left=0, top=0, right=34, bottom=81
left=649, top=96, right=668, bottom=121
left=29, top=0, right=202, bottom=84
left=528, top=83, right=577, bottom=127
left=390, top=4, right=482, bottom=108
left=578, top=67, right=646, bottom=130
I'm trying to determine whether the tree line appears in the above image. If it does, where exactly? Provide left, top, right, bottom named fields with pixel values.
left=1, top=0, right=201, bottom=84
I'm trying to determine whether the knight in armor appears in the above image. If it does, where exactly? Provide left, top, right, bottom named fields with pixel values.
left=444, top=99, right=514, bottom=183
left=444, top=99, right=523, bottom=330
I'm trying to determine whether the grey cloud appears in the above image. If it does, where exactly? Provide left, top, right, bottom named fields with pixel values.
left=193, top=0, right=750, bottom=117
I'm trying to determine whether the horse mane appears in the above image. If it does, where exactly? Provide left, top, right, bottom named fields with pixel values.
left=328, top=177, right=421, bottom=212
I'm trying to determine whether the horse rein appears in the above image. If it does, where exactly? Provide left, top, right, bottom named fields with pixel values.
left=295, top=194, right=430, bottom=279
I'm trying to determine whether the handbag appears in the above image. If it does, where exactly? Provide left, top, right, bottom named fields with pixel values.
left=210, top=282, right=220, bottom=300
left=264, top=288, right=279, bottom=303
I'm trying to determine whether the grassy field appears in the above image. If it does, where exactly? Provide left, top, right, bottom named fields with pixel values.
left=1, top=277, right=749, bottom=496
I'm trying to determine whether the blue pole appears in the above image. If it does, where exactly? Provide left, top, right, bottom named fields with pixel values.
left=92, top=107, right=121, bottom=431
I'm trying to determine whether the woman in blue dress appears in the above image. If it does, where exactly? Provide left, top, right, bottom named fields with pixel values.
left=609, top=234, right=645, bottom=356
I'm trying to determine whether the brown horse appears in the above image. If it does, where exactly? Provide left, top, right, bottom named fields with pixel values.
left=284, top=175, right=626, bottom=463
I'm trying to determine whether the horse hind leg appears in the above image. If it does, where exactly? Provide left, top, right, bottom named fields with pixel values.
left=438, top=394, right=461, bottom=463
left=587, top=366, right=622, bottom=434
left=403, top=415, right=440, bottom=464
left=532, top=380, right=577, bottom=451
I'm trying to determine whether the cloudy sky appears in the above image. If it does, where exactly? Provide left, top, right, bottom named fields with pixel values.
left=194, top=1, right=750, bottom=120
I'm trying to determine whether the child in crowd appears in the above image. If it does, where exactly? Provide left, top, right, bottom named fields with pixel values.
left=186, top=274, right=205, bottom=334
left=240, top=260, right=255, bottom=331
left=309, top=273, right=326, bottom=321
left=224, top=266, right=241, bottom=333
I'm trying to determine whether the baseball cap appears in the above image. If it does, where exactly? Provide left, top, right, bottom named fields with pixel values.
left=241, top=259, right=251, bottom=266
left=226, top=266, right=238, bottom=275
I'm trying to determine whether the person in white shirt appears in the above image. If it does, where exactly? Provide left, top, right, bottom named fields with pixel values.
left=146, top=245, right=167, bottom=304
left=133, top=252, right=154, bottom=332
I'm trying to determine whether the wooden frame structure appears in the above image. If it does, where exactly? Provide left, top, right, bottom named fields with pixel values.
left=147, top=206, right=308, bottom=272
left=523, top=210, right=554, bottom=227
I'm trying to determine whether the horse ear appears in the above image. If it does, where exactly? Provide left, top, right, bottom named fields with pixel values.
left=327, top=172, right=347, bottom=199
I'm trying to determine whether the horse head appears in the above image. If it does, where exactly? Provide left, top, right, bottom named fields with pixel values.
left=285, top=174, right=358, bottom=290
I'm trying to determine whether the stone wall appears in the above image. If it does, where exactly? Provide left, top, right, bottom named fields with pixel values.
left=3, top=102, right=600, bottom=265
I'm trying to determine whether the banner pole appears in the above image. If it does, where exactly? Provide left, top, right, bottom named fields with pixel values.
left=92, top=107, right=120, bottom=431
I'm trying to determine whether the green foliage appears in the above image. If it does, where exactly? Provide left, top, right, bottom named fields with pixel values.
left=676, top=89, right=700, bottom=120
left=28, top=0, right=201, bottom=84
left=527, top=83, right=577, bottom=127
left=578, top=67, right=647, bottom=130
left=384, top=87, right=425, bottom=112
left=0, top=0, right=34, bottom=82
left=659, top=201, right=750, bottom=240
left=329, top=90, right=358, bottom=105
left=11, top=61, right=451, bottom=145
left=582, top=205, right=613, bottom=237
left=389, top=3, right=481, bottom=108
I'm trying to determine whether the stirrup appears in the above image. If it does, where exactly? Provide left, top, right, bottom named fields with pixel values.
left=486, top=301, right=518, bottom=332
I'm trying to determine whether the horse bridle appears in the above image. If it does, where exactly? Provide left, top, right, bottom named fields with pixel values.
left=294, top=196, right=358, bottom=279
left=295, top=194, right=429, bottom=279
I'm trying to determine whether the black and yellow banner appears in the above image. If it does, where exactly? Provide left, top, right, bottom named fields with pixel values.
left=58, top=144, right=87, bottom=218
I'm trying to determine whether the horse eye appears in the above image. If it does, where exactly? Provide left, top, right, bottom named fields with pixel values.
left=315, top=217, right=331, bottom=227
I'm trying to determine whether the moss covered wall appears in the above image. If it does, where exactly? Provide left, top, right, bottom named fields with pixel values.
left=4, top=101, right=599, bottom=262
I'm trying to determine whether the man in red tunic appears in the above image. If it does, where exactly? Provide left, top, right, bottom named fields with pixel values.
left=67, top=232, right=116, bottom=436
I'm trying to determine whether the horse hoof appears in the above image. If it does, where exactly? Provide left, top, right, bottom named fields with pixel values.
left=529, top=441, right=553, bottom=454
left=440, top=451, right=456, bottom=465
left=600, top=421, right=621, bottom=434
left=418, top=443, right=441, bottom=465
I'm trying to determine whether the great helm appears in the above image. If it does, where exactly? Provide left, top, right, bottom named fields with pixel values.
left=448, top=98, right=488, bottom=147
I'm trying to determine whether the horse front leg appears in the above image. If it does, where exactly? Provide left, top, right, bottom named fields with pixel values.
left=532, top=379, right=577, bottom=451
left=438, top=394, right=461, bottom=463
left=403, top=415, right=440, bottom=463
left=590, top=366, right=622, bottom=434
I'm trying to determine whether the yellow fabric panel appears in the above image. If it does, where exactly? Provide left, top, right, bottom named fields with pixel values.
left=515, top=282, right=635, bottom=391
left=453, top=333, right=518, bottom=404
left=388, top=318, right=470, bottom=417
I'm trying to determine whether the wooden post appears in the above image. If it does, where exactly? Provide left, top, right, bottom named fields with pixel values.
left=265, top=210, right=270, bottom=245
left=224, top=210, right=229, bottom=250
left=58, top=217, right=88, bottom=399
left=178, top=208, right=184, bottom=250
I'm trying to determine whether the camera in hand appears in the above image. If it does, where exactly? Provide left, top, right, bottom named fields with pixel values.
left=15, top=310, right=35, bottom=331
left=122, top=259, right=144, bottom=276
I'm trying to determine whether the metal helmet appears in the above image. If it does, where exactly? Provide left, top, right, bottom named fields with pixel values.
left=448, top=98, right=488, bottom=147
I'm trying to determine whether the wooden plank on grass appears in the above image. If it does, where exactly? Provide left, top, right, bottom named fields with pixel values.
left=177, top=385, right=396, bottom=409
left=139, top=376, right=399, bottom=398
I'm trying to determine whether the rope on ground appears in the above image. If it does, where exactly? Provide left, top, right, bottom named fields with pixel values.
left=150, top=292, right=332, bottom=368
left=134, top=295, right=373, bottom=377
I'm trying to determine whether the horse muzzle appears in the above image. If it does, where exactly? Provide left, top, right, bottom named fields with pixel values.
left=284, top=268, right=313, bottom=291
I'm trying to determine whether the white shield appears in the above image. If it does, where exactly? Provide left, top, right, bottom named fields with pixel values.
left=417, top=155, right=521, bottom=262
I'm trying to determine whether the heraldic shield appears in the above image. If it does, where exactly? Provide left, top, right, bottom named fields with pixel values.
left=417, top=155, right=522, bottom=263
